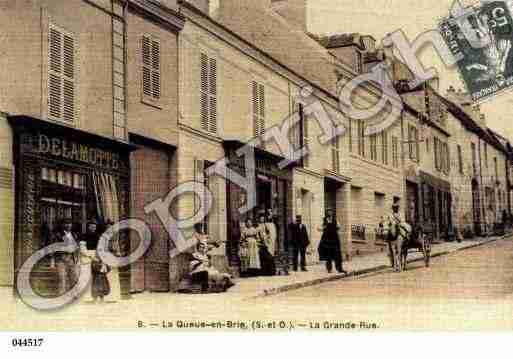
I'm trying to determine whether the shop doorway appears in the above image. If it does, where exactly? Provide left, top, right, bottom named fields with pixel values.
left=256, top=175, right=272, bottom=216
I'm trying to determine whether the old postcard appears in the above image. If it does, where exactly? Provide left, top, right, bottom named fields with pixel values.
left=2, top=0, right=513, bottom=346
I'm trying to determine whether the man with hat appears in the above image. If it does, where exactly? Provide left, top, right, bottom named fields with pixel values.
left=288, top=215, right=310, bottom=272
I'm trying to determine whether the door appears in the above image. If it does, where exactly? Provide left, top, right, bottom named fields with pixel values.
left=472, top=180, right=482, bottom=236
left=406, top=181, right=419, bottom=224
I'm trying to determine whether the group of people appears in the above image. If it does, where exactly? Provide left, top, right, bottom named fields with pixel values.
left=239, top=210, right=278, bottom=277
left=288, top=212, right=348, bottom=275
left=236, top=209, right=348, bottom=277
left=47, top=218, right=113, bottom=303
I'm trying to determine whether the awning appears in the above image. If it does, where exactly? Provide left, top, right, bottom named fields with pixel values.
left=222, top=139, right=299, bottom=168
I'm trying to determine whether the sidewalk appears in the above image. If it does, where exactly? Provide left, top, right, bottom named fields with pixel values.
left=231, top=234, right=509, bottom=299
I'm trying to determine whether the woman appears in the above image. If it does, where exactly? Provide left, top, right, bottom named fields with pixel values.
left=240, top=218, right=261, bottom=276
left=257, top=214, right=276, bottom=276
left=318, top=213, right=347, bottom=274
left=189, top=240, right=234, bottom=293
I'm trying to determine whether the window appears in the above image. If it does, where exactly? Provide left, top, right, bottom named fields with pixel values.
left=332, top=136, right=340, bottom=172
left=408, top=125, right=419, bottom=162
left=252, top=81, right=265, bottom=138
left=358, top=120, right=365, bottom=157
left=471, top=142, right=477, bottom=175
left=200, top=53, right=218, bottom=134
left=494, top=157, right=498, bottom=180
left=348, top=119, right=353, bottom=153
left=355, top=51, right=363, bottom=73
left=443, top=142, right=450, bottom=174
left=457, top=144, right=463, bottom=174
left=484, top=143, right=488, bottom=168
left=434, top=137, right=440, bottom=171
left=426, top=136, right=430, bottom=154
left=302, top=111, right=309, bottom=168
left=370, top=134, right=377, bottom=161
left=381, top=131, right=388, bottom=165
left=48, top=24, right=75, bottom=122
left=142, top=35, right=161, bottom=101
left=392, top=136, right=399, bottom=168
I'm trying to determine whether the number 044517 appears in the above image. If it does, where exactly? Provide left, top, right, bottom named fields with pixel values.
left=11, top=338, right=44, bottom=347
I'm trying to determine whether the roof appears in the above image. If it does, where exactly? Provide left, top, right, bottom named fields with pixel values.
left=212, top=0, right=341, bottom=97
left=439, top=97, right=507, bottom=154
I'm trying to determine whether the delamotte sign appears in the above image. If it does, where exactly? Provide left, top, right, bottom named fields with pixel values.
left=34, top=133, right=121, bottom=170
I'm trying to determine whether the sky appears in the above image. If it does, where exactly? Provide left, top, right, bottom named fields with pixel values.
left=307, top=0, right=513, bottom=140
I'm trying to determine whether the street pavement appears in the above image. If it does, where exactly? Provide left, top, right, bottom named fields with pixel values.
left=2, top=235, right=513, bottom=330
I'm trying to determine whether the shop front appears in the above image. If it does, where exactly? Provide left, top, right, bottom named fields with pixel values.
left=10, top=116, right=133, bottom=298
left=223, top=141, right=293, bottom=277
left=419, top=171, right=453, bottom=241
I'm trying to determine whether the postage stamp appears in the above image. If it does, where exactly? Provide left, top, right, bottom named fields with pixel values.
left=440, top=0, right=513, bottom=102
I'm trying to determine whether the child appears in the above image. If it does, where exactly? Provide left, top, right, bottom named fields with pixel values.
left=91, top=254, right=110, bottom=303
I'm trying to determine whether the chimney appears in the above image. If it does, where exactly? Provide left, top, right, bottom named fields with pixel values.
left=361, top=35, right=376, bottom=52
left=271, top=0, right=308, bottom=31
left=186, top=0, right=210, bottom=14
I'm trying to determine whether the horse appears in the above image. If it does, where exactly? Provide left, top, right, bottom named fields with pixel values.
left=378, top=216, right=429, bottom=272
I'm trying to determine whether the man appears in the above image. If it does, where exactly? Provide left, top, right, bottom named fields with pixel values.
left=385, top=198, right=410, bottom=271
left=83, top=219, right=100, bottom=251
left=53, top=217, right=79, bottom=293
left=288, top=215, right=310, bottom=272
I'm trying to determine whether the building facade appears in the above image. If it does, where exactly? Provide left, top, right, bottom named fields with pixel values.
left=0, top=0, right=185, bottom=295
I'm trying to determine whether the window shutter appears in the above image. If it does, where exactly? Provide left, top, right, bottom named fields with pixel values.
left=142, top=35, right=160, bottom=100
left=252, top=81, right=259, bottom=137
left=252, top=81, right=265, bottom=138
left=151, top=39, right=161, bottom=99
left=208, top=57, right=217, bottom=133
left=48, top=25, right=75, bottom=122
left=142, top=36, right=152, bottom=97
left=200, top=53, right=209, bottom=131
left=200, top=53, right=217, bottom=134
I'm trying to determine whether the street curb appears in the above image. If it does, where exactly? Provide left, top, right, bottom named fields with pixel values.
left=245, top=234, right=510, bottom=300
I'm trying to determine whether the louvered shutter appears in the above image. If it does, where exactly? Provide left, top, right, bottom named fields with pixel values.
left=252, top=81, right=259, bottom=137
left=151, top=39, right=161, bottom=99
left=48, top=25, right=75, bottom=122
left=252, top=81, right=265, bottom=138
left=142, top=36, right=160, bottom=100
left=200, top=53, right=209, bottom=131
left=142, top=36, right=152, bottom=97
left=200, top=53, right=217, bottom=134
left=208, top=57, right=217, bottom=133
left=258, top=83, right=265, bottom=137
